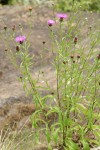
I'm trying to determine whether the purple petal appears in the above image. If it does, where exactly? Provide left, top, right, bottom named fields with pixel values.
left=15, top=35, right=26, bottom=43
left=21, top=36, right=26, bottom=41
left=56, top=13, right=67, bottom=19
left=47, top=20, right=55, bottom=26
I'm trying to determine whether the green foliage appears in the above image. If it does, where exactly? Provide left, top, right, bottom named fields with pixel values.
left=55, top=0, right=100, bottom=12
left=4, top=0, right=100, bottom=12
left=1, top=4, right=100, bottom=150
left=8, top=0, right=30, bottom=5
left=7, top=0, right=47, bottom=5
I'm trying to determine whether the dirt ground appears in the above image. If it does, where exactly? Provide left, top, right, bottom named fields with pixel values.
left=0, top=4, right=57, bottom=131
left=0, top=4, right=100, bottom=134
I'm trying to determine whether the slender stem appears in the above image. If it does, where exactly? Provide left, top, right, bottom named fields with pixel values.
left=57, top=53, right=60, bottom=107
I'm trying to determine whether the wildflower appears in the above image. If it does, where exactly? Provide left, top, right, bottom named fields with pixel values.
left=15, top=35, right=26, bottom=44
left=47, top=20, right=55, bottom=27
left=56, top=13, right=67, bottom=22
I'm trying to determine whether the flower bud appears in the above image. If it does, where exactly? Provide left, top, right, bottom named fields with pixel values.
left=63, top=61, right=67, bottom=64
left=5, top=48, right=8, bottom=52
left=4, top=25, right=7, bottom=31
left=42, top=41, right=46, bottom=45
left=74, top=36, right=78, bottom=44
left=97, top=54, right=100, bottom=60
left=16, top=46, right=20, bottom=51
left=20, top=76, right=23, bottom=80
left=28, top=7, right=32, bottom=12
left=77, top=55, right=80, bottom=59
left=89, top=25, right=92, bottom=30
left=51, top=92, right=54, bottom=95
left=70, top=55, right=74, bottom=59
left=73, top=60, right=75, bottom=63
left=12, top=25, right=16, bottom=31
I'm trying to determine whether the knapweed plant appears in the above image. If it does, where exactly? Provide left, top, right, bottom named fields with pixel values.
left=2, top=7, right=100, bottom=150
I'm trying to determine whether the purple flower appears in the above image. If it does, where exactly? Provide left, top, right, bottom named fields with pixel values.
left=15, top=35, right=26, bottom=44
left=56, top=13, right=68, bottom=22
left=47, top=20, right=55, bottom=27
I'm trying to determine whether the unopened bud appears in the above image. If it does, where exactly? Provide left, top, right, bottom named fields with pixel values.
left=20, top=41, right=23, bottom=44
left=77, top=55, right=80, bottom=59
left=70, top=55, right=74, bottom=59
left=97, top=54, right=100, bottom=60
left=18, top=24, right=21, bottom=27
left=74, top=36, right=78, bottom=44
left=5, top=48, right=8, bottom=52
left=16, top=46, right=20, bottom=51
left=60, top=18, right=64, bottom=22
left=12, top=25, right=16, bottom=31
left=89, top=25, right=92, bottom=30
left=4, top=25, right=7, bottom=31
left=28, top=7, right=32, bottom=12
left=51, top=92, right=54, bottom=95
left=73, top=60, right=75, bottom=63
left=42, top=41, right=46, bottom=45
left=63, top=61, right=67, bottom=64
left=20, top=76, right=23, bottom=80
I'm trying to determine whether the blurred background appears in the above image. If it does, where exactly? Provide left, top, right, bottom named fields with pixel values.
left=0, top=0, right=100, bottom=12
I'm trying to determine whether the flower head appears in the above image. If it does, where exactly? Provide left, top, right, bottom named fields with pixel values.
left=15, top=35, right=26, bottom=44
left=56, top=13, right=67, bottom=22
left=47, top=20, right=55, bottom=27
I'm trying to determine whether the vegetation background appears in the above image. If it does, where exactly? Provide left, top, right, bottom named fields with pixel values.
left=0, top=0, right=100, bottom=12
left=0, top=0, right=100, bottom=149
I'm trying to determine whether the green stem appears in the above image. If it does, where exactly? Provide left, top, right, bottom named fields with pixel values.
left=57, top=53, right=60, bottom=107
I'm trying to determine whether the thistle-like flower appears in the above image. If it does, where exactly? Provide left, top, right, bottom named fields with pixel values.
left=15, top=36, right=26, bottom=44
left=56, top=13, right=67, bottom=22
left=47, top=20, right=55, bottom=27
